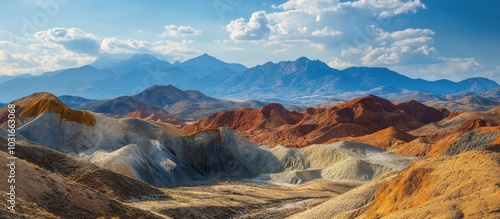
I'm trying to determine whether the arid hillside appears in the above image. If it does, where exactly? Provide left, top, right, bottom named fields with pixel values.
left=184, top=95, right=447, bottom=147
left=391, top=106, right=500, bottom=157
left=0, top=139, right=165, bottom=219
left=289, top=146, right=500, bottom=219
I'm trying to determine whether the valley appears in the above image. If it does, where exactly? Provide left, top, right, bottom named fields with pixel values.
left=129, top=180, right=360, bottom=219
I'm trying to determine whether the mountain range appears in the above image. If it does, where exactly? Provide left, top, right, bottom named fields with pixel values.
left=0, top=54, right=498, bottom=105
left=209, top=58, right=499, bottom=104
left=64, top=84, right=266, bottom=121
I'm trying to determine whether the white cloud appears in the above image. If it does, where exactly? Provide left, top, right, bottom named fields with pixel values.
left=227, top=47, right=246, bottom=51
left=0, top=40, right=15, bottom=47
left=359, top=27, right=437, bottom=65
left=160, top=25, right=202, bottom=37
left=100, top=38, right=198, bottom=57
left=392, top=57, right=484, bottom=81
left=226, top=11, right=270, bottom=40
left=0, top=50, right=38, bottom=75
left=328, top=57, right=355, bottom=69
left=361, top=46, right=403, bottom=65
left=276, top=0, right=341, bottom=14
left=100, top=38, right=151, bottom=54
left=386, top=28, right=434, bottom=40
left=349, top=0, right=426, bottom=17
left=35, top=27, right=101, bottom=54
left=224, top=0, right=426, bottom=56
left=416, top=45, right=437, bottom=55
left=222, top=0, right=441, bottom=72
left=311, top=27, right=342, bottom=36
left=151, top=40, right=200, bottom=59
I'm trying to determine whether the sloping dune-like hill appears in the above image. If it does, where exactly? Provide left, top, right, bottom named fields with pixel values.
left=289, top=147, right=500, bottom=219
left=0, top=148, right=162, bottom=219
left=0, top=138, right=166, bottom=201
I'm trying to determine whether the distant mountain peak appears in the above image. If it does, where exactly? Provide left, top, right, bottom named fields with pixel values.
left=177, top=53, right=248, bottom=73
left=260, top=102, right=287, bottom=113
left=132, top=84, right=188, bottom=106
left=199, top=53, right=214, bottom=58
left=295, top=56, right=311, bottom=63
left=128, top=53, right=159, bottom=62
left=184, top=53, right=220, bottom=63
left=146, top=84, right=182, bottom=91
left=77, top=65, right=99, bottom=71
left=343, top=94, right=396, bottom=111
left=288, top=57, right=332, bottom=69
left=92, top=53, right=153, bottom=69
left=185, top=53, right=220, bottom=62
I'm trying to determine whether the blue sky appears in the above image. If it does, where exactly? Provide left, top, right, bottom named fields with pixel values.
left=0, top=0, right=498, bottom=82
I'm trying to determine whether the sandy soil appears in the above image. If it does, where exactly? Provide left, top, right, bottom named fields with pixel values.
left=127, top=180, right=361, bottom=219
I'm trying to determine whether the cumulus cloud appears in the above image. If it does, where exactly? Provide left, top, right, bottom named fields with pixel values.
left=222, top=0, right=451, bottom=76
left=311, top=27, right=342, bottom=36
left=226, top=0, right=426, bottom=42
left=348, top=0, right=426, bottom=17
left=35, top=28, right=101, bottom=54
left=0, top=51, right=37, bottom=68
left=276, top=0, right=341, bottom=14
left=226, top=11, right=271, bottom=40
left=328, top=57, right=355, bottom=69
left=380, top=28, right=435, bottom=40
left=160, top=25, right=202, bottom=37
left=359, top=27, right=437, bottom=65
left=0, top=50, right=38, bottom=74
left=100, top=38, right=151, bottom=54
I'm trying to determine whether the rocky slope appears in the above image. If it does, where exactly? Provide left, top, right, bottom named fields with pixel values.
left=326, top=126, right=418, bottom=150
left=396, top=100, right=448, bottom=123
left=0, top=92, right=96, bottom=126
left=289, top=146, right=500, bottom=219
left=391, top=106, right=500, bottom=157
left=0, top=138, right=166, bottom=201
left=0, top=147, right=162, bottom=219
left=184, top=95, right=445, bottom=147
